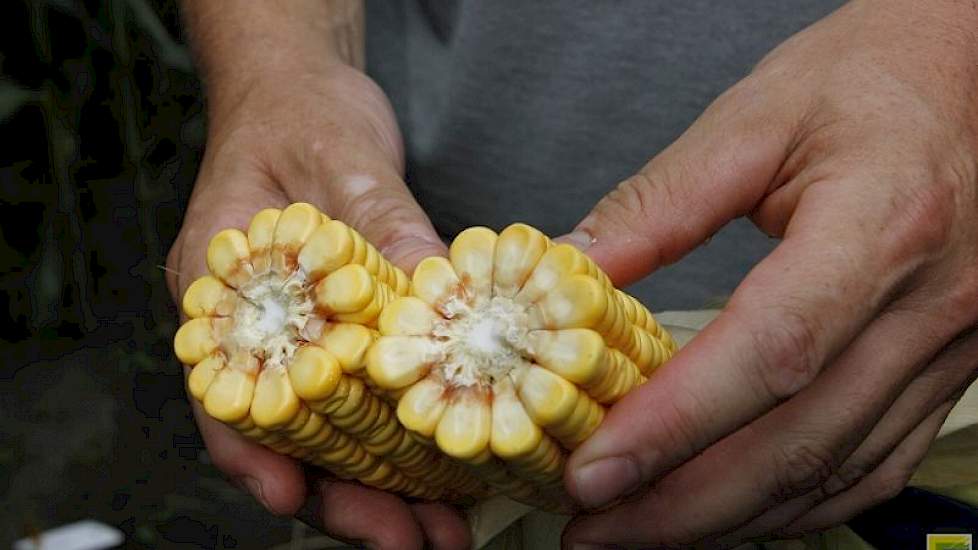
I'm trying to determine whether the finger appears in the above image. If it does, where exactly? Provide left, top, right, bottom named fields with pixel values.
left=316, top=480, right=425, bottom=550
left=411, top=501, right=473, bottom=550
left=723, top=327, right=978, bottom=542
left=786, top=400, right=955, bottom=535
left=562, top=297, right=938, bottom=547
left=562, top=78, right=798, bottom=286
left=187, top=387, right=307, bottom=515
left=566, top=176, right=930, bottom=509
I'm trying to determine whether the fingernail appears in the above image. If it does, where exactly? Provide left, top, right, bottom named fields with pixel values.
left=234, top=476, right=271, bottom=510
left=572, top=456, right=641, bottom=508
left=555, top=230, right=595, bottom=252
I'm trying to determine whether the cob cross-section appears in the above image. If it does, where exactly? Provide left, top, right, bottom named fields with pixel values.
left=173, top=203, right=676, bottom=511
left=367, top=224, right=676, bottom=509
left=173, top=203, right=486, bottom=501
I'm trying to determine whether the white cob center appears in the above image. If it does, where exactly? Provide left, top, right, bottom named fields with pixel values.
left=229, top=272, right=314, bottom=370
left=433, top=296, right=532, bottom=387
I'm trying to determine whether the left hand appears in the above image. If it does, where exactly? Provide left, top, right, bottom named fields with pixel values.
left=559, top=0, right=978, bottom=547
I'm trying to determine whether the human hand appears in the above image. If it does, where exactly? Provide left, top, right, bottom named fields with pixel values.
left=166, top=64, right=469, bottom=550
left=560, top=0, right=978, bottom=546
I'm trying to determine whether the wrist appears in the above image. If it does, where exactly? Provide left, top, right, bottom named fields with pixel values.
left=181, top=1, right=365, bottom=120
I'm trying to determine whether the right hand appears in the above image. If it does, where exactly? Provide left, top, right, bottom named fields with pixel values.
left=166, top=64, right=470, bottom=550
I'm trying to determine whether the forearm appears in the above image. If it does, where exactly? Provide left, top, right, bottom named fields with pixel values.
left=180, top=0, right=364, bottom=116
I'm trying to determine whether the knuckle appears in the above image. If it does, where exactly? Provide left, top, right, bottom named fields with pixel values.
left=822, top=459, right=874, bottom=497
left=869, top=466, right=914, bottom=503
left=942, top=267, right=978, bottom=326
left=655, top=395, right=707, bottom=458
left=887, top=179, right=956, bottom=261
left=340, top=183, right=410, bottom=233
left=712, top=75, right=764, bottom=111
left=590, top=170, right=682, bottom=262
left=740, top=305, right=823, bottom=401
left=629, top=383, right=712, bottom=462
left=771, top=440, right=836, bottom=500
left=600, top=172, right=655, bottom=221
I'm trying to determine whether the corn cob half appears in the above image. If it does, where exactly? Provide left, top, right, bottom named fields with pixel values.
left=173, top=203, right=486, bottom=501
left=366, top=224, right=676, bottom=510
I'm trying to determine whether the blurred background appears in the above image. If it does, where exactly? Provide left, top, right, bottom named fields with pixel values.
left=0, top=0, right=315, bottom=547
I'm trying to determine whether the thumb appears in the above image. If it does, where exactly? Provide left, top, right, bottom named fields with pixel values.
left=559, top=81, right=796, bottom=286
left=326, top=171, right=447, bottom=273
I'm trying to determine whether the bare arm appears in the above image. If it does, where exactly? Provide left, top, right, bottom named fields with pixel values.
left=181, top=0, right=365, bottom=105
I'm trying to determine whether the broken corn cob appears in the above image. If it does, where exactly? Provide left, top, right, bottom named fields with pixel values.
left=173, top=203, right=676, bottom=512
left=367, top=224, right=676, bottom=510
left=174, top=203, right=486, bottom=502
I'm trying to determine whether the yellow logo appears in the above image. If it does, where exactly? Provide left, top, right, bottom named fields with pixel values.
left=927, top=534, right=973, bottom=550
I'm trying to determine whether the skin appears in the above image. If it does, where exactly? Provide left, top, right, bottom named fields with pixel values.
left=561, top=0, right=978, bottom=548
left=166, top=2, right=469, bottom=549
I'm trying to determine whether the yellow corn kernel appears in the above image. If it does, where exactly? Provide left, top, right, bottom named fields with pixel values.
left=492, top=223, right=549, bottom=298
left=514, top=364, right=580, bottom=428
left=348, top=229, right=404, bottom=291
left=378, top=296, right=441, bottom=336
left=182, top=276, right=236, bottom=318
left=515, top=243, right=589, bottom=304
left=333, top=280, right=394, bottom=326
left=187, top=354, right=224, bottom=401
left=174, top=317, right=218, bottom=365
left=251, top=368, right=302, bottom=429
left=297, top=219, right=354, bottom=282
left=202, top=367, right=255, bottom=423
left=315, top=323, right=375, bottom=374
left=528, top=274, right=607, bottom=330
left=526, top=328, right=605, bottom=385
left=314, top=264, right=376, bottom=314
left=449, top=227, right=497, bottom=300
left=206, top=228, right=253, bottom=288
left=271, top=202, right=322, bottom=275
left=366, top=336, right=434, bottom=389
left=528, top=328, right=645, bottom=403
left=396, top=376, right=448, bottom=438
left=412, top=256, right=462, bottom=311
left=489, top=377, right=544, bottom=460
left=435, top=390, right=492, bottom=460
left=247, top=208, right=281, bottom=274
left=287, top=345, right=342, bottom=401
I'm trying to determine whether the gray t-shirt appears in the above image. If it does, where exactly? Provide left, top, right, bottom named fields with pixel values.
left=365, top=1, right=844, bottom=310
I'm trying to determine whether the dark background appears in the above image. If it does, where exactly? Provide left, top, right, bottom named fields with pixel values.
left=1, top=1, right=304, bottom=547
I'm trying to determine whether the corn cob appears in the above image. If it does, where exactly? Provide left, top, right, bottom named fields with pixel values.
left=366, top=224, right=676, bottom=510
left=174, top=203, right=486, bottom=501
left=173, top=203, right=676, bottom=512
